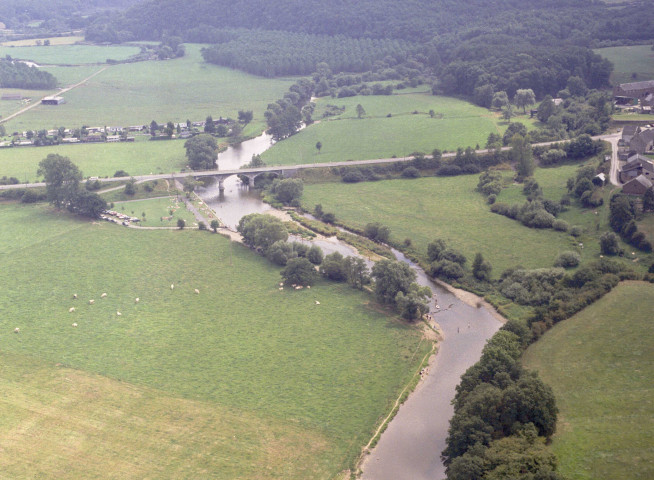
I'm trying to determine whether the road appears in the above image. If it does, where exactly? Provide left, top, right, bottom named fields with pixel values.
left=0, top=133, right=622, bottom=191
left=0, top=66, right=107, bottom=125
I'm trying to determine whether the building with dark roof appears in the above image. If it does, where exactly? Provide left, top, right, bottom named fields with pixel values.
left=614, top=80, right=654, bottom=102
left=622, top=174, right=653, bottom=195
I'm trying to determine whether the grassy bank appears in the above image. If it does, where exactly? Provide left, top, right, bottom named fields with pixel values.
left=523, top=282, right=654, bottom=480
left=595, top=45, right=654, bottom=85
left=0, top=202, right=429, bottom=477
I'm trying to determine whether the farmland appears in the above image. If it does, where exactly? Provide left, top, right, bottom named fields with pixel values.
left=523, top=282, right=654, bottom=480
left=262, top=93, right=537, bottom=166
left=1, top=44, right=296, bottom=134
left=0, top=202, right=429, bottom=478
left=0, top=139, right=188, bottom=182
left=0, top=44, right=141, bottom=65
left=595, top=45, right=654, bottom=85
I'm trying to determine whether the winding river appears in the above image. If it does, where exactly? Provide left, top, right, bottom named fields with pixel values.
left=195, top=133, right=502, bottom=480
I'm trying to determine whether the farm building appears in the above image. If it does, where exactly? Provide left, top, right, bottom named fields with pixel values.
left=618, top=127, right=654, bottom=160
left=1, top=93, right=23, bottom=101
left=613, top=80, right=654, bottom=104
left=41, top=96, right=65, bottom=105
left=622, top=175, right=653, bottom=195
left=619, top=154, right=654, bottom=183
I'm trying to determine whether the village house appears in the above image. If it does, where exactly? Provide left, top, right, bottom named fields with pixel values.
left=622, top=175, right=653, bottom=195
left=618, top=126, right=654, bottom=160
left=41, top=96, right=65, bottom=105
left=619, top=153, right=654, bottom=183
left=614, top=80, right=654, bottom=105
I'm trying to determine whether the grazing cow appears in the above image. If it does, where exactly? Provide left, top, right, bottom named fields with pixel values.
left=73, top=294, right=78, bottom=299
left=194, top=289, right=200, bottom=294
left=171, top=284, right=174, bottom=290
left=69, top=307, right=75, bottom=313
left=279, top=287, right=283, bottom=291
left=101, top=293, right=107, bottom=298
left=14, top=327, right=19, bottom=333
left=135, top=298, right=140, bottom=303
left=72, top=323, right=78, bottom=327
left=315, top=301, right=320, bottom=305
left=116, top=311, right=122, bottom=316
left=89, top=299, right=95, bottom=305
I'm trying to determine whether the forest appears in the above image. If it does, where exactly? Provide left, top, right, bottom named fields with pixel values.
left=0, top=59, right=57, bottom=89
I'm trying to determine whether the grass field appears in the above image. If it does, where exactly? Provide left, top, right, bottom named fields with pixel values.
left=0, top=44, right=141, bottom=65
left=300, top=173, right=590, bottom=276
left=0, top=36, right=85, bottom=47
left=522, top=282, right=654, bottom=480
left=0, top=140, right=189, bottom=181
left=0, top=202, right=428, bottom=478
left=595, top=45, right=654, bottom=85
left=112, top=196, right=198, bottom=227
left=2, top=44, right=296, bottom=134
left=262, top=93, right=536, bottom=165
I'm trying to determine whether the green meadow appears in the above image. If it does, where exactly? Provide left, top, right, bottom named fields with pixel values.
left=595, top=45, right=654, bottom=85
left=0, top=35, right=85, bottom=46
left=0, top=44, right=141, bottom=65
left=2, top=44, right=295, bottom=133
left=112, top=196, right=198, bottom=227
left=262, top=93, right=536, bottom=165
left=0, top=202, right=428, bottom=478
left=300, top=171, right=594, bottom=276
left=0, top=139, right=189, bottom=181
left=523, top=282, right=654, bottom=480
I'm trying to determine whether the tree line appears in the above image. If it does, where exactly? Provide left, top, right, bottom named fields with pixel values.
left=0, top=58, right=57, bottom=89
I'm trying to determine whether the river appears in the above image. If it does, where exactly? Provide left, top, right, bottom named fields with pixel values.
left=195, top=132, right=502, bottom=480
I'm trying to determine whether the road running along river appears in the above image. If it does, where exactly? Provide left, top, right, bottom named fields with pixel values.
left=195, top=132, right=503, bottom=480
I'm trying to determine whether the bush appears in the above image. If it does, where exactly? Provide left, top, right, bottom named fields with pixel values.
left=552, top=219, right=569, bottom=232
left=281, top=257, right=317, bottom=286
left=437, top=164, right=462, bottom=176
left=569, top=225, right=583, bottom=237
left=342, top=170, right=364, bottom=183
left=307, top=245, right=324, bottom=265
left=487, top=194, right=497, bottom=204
left=20, top=189, right=44, bottom=203
left=198, top=221, right=206, bottom=230
left=554, top=251, right=581, bottom=268
left=401, top=166, right=420, bottom=178
left=177, top=218, right=185, bottom=229
left=600, top=232, right=621, bottom=255
left=364, top=222, right=391, bottom=243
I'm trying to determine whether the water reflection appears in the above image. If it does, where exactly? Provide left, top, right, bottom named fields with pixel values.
left=196, top=132, right=274, bottom=228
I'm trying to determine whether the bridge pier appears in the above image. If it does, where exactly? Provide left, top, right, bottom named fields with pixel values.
left=218, top=178, right=225, bottom=192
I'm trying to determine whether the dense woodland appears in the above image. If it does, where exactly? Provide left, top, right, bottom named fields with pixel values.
left=0, top=59, right=56, bottom=89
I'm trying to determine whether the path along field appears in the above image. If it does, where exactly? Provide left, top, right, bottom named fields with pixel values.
left=522, top=282, right=654, bottom=480
left=0, top=202, right=428, bottom=478
left=262, top=93, right=536, bottom=165
left=595, top=45, right=654, bottom=86
left=2, top=44, right=295, bottom=134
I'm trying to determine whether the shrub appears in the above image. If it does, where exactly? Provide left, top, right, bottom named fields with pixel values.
left=364, top=222, right=391, bottom=243
left=198, top=221, right=206, bottom=230
left=177, top=218, right=185, bottom=229
left=401, top=166, right=420, bottom=178
left=487, top=194, right=497, bottom=204
left=342, top=170, right=364, bottom=183
left=281, top=257, right=317, bottom=286
left=569, top=225, right=583, bottom=237
left=600, top=232, right=621, bottom=255
left=437, top=164, right=462, bottom=176
left=20, top=189, right=43, bottom=203
left=307, top=245, right=324, bottom=265
left=552, top=219, right=569, bottom=232
left=554, top=251, right=581, bottom=268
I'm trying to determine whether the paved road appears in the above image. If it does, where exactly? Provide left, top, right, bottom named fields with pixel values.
left=0, top=133, right=622, bottom=191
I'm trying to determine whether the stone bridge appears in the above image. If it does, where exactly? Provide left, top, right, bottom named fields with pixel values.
left=191, top=166, right=299, bottom=191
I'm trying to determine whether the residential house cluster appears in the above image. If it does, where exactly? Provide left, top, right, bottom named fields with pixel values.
left=619, top=126, right=654, bottom=195
left=613, top=79, right=654, bottom=114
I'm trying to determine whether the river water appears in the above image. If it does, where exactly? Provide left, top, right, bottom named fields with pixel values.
left=195, top=133, right=502, bottom=480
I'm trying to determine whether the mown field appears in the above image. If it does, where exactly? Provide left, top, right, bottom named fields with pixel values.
left=595, top=45, right=654, bottom=85
left=523, top=282, right=654, bottom=480
left=111, top=196, right=198, bottom=227
left=0, top=139, right=188, bottom=181
left=0, top=44, right=141, bottom=65
left=0, top=202, right=428, bottom=478
left=2, top=44, right=295, bottom=134
left=262, top=94, right=536, bottom=165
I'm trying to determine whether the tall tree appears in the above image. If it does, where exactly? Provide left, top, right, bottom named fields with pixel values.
left=514, top=89, right=536, bottom=113
left=37, top=154, right=82, bottom=209
left=184, top=134, right=218, bottom=170
left=511, top=134, right=534, bottom=179
left=356, top=103, right=366, bottom=119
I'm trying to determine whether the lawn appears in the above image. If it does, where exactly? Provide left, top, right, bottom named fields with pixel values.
left=522, top=282, right=654, bottom=480
left=595, top=45, right=654, bottom=85
left=0, top=202, right=428, bottom=478
left=2, top=44, right=296, bottom=134
left=0, top=139, right=188, bottom=182
left=262, top=93, right=536, bottom=165
left=0, top=44, right=141, bottom=65
left=112, top=195, right=198, bottom=227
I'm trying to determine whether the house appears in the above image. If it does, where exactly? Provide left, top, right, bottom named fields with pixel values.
left=61, top=137, right=80, bottom=144
left=622, top=174, right=653, bottom=195
left=129, top=125, right=145, bottom=132
left=106, top=135, right=121, bottom=142
left=82, top=134, right=104, bottom=143
left=629, top=128, right=654, bottom=155
left=621, top=125, right=640, bottom=145
left=619, top=154, right=654, bottom=182
left=41, top=96, right=65, bottom=105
